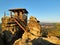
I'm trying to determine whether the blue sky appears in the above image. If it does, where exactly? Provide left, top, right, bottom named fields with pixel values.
left=0, top=0, right=60, bottom=23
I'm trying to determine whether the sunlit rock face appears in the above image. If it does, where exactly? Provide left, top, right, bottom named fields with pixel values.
left=22, top=16, right=41, bottom=41
left=43, top=36, right=60, bottom=44
left=13, top=38, right=32, bottom=45
left=13, top=16, right=42, bottom=45
left=27, top=16, right=41, bottom=40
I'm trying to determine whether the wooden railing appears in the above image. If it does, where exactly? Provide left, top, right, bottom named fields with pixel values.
left=13, top=18, right=26, bottom=32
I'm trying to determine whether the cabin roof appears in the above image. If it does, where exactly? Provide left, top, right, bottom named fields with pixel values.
left=9, top=8, right=28, bottom=13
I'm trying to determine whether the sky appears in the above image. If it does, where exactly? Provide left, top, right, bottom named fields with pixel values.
left=0, top=0, right=60, bottom=23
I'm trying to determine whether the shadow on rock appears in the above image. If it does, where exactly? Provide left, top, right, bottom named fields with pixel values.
left=32, top=38, right=57, bottom=45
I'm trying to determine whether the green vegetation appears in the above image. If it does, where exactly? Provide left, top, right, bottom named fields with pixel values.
left=48, top=23, right=60, bottom=37
left=41, top=23, right=60, bottom=38
left=55, top=23, right=60, bottom=29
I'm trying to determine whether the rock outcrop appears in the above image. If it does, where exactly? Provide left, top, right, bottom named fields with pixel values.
left=13, top=16, right=41, bottom=45
left=22, top=16, right=41, bottom=41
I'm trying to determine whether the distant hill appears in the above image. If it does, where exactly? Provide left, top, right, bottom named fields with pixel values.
left=40, top=22, right=56, bottom=26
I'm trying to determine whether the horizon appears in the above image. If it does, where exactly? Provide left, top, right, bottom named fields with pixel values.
left=0, top=0, right=60, bottom=23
